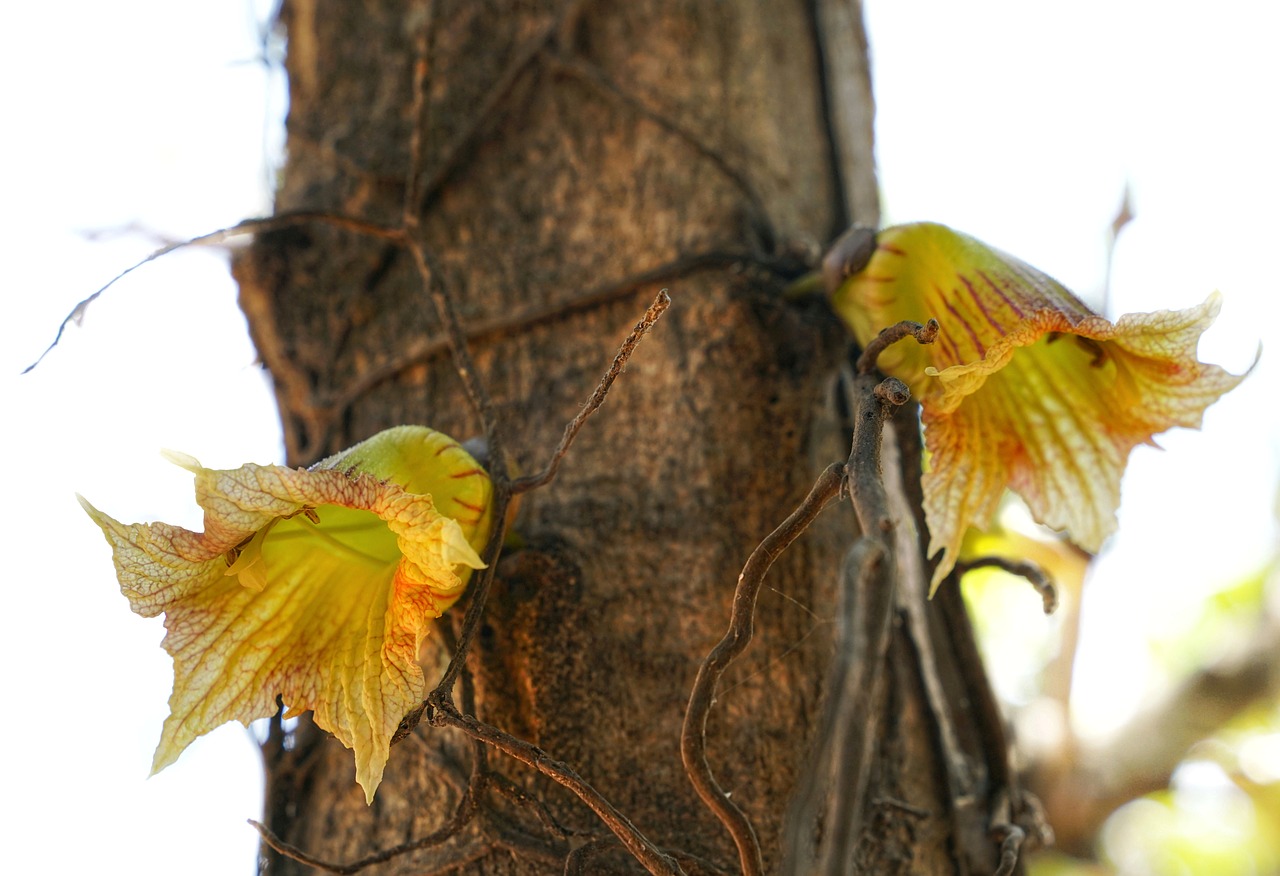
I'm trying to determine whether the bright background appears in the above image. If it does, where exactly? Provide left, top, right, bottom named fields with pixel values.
left=2, top=1, right=1275, bottom=872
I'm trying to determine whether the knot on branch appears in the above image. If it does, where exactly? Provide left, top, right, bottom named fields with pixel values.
left=856, top=317, right=940, bottom=374
left=874, top=377, right=911, bottom=406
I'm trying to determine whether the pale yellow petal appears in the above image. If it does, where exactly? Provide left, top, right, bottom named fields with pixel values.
left=832, top=223, right=1248, bottom=593
left=83, top=427, right=496, bottom=803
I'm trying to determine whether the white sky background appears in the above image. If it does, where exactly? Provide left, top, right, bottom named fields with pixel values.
left=1, top=1, right=1276, bottom=872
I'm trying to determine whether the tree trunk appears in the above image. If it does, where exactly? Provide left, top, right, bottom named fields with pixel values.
left=236, top=1, right=1026, bottom=873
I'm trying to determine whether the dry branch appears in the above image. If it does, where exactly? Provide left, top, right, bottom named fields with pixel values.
left=23, top=210, right=402, bottom=375
left=956, top=555, right=1058, bottom=615
left=780, top=372, right=911, bottom=876
left=682, top=463, right=846, bottom=876
left=427, top=698, right=685, bottom=876
left=513, top=289, right=671, bottom=493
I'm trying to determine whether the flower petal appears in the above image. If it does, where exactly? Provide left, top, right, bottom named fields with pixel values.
left=82, top=426, right=492, bottom=802
left=832, top=223, right=1248, bottom=592
left=313, top=425, right=494, bottom=550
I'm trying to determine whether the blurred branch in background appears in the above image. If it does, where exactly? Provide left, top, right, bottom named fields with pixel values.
left=1035, top=581, right=1280, bottom=856
left=962, top=501, right=1280, bottom=874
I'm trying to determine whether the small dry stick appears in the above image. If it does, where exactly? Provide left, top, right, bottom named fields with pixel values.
left=543, top=52, right=770, bottom=237
left=429, top=487, right=511, bottom=701
left=23, top=210, right=403, bottom=374
left=855, top=318, right=940, bottom=374
left=682, top=463, right=847, bottom=876
left=403, top=234, right=513, bottom=703
left=249, top=795, right=477, bottom=875
left=988, top=789, right=1027, bottom=876
left=564, top=837, right=616, bottom=876
left=405, top=234, right=503, bottom=451
left=403, top=0, right=436, bottom=227
left=956, top=556, right=1058, bottom=614
left=816, top=376, right=910, bottom=874
left=780, top=538, right=886, bottom=875
left=430, top=287, right=669, bottom=702
left=414, top=12, right=558, bottom=212
left=513, top=289, right=672, bottom=493
left=321, top=249, right=759, bottom=425
left=428, top=699, right=686, bottom=876
left=488, top=772, right=573, bottom=842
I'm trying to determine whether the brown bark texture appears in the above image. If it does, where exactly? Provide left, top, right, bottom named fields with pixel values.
left=235, top=1, right=1028, bottom=873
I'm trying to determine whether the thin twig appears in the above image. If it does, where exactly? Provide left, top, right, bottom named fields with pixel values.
left=428, top=487, right=511, bottom=704
left=897, top=487, right=982, bottom=857
left=427, top=699, right=686, bottom=876
left=873, top=797, right=931, bottom=818
left=543, top=51, right=772, bottom=240
left=401, top=228, right=514, bottom=706
left=321, top=249, right=765, bottom=426
left=405, top=269, right=683, bottom=876
left=956, top=555, right=1059, bottom=614
left=488, top=772, right=574, bottom=841
left=876, top=387, right=983, bottom=857
left=512, top=289, right=671, bottom=493
left=816, top=374, right=910, bottom=875
left=421, top=284, right=673, bottom=706
left=563, top=838, right=730, bottom=876
left=248, top=792, right=478, bottom=875
left=855, top=318, right=939, bottom=374
left=403, top=0, right=436, bottom=227
left=933, top=576, right=1024, bottom=868
left=671, top=850, right=734, bottom=876
left=486, top=817, right=569, bottom=866
left=414, top=13, right=558, bottom=212
left=987, top=789, right=1027, bottom=876
left=404, top=234, right=501, bottom=444
left=1017, top=790, right=1054, bottom=851
left=715, top=616, right=829, bottom=699
left=23, top=210, right=402, bottom=374
left=682, top=463, right=846, bottom=876
left=564, top=836, right=614, bottom=875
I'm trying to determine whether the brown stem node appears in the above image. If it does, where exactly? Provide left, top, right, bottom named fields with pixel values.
left=855, top=317, right=940, bottom=375
left=874, top=377, right=911, bottom=406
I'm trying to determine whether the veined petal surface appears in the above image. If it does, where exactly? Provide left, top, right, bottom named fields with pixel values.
left=832, top=223, right=1248, bottom=591
left=82, top=426, right=492, bottom=802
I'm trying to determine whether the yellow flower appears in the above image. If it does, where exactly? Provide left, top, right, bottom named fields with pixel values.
left=80, top=426, right=493, bottom=803
left=831, top=222, right=1248, bottom=593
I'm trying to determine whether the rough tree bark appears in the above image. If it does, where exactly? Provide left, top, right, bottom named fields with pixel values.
left=235, top=1, right=1032, bottom=873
